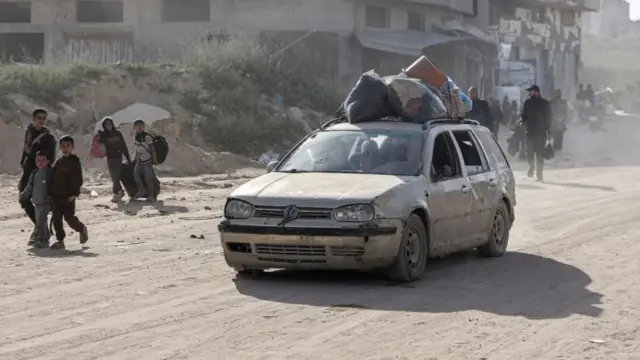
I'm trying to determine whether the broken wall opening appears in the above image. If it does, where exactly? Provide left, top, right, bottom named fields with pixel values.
left=0, top=33, right=44, bottom=62
left=76, top=0, right=123, bottom=23
left=0, top=2, right=31, bottom=23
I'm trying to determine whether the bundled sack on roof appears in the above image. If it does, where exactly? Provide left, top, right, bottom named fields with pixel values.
left=343, top=70, right=395, bottom=123
left=402, top=56, right=472, bottom=117
left=384, top=76, right=447, bottom=123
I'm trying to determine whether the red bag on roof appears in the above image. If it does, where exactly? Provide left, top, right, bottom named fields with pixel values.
left=90, top=134, right=106, bottom=158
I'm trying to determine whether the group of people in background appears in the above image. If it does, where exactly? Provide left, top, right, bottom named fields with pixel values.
left=466, top=84, right=572, bottom=183
left=17, top=109, right=159, bottom=250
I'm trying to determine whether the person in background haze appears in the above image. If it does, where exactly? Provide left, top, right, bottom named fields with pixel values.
left=97, top=117, right=132, bottom=203
left=520, top=85, right=551, bottom=182
left=18, top=108, right=56, bottom=244
left=510, top=100, right=519, bottom=127
left=502, top=96, right=513, bottom=128
left=466, top=87, right=493, bottom=130
left=550, top=89, right=568, bottom=151
left=489, top=98, right=504, bottom=138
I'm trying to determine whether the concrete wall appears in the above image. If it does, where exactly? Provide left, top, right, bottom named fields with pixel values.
left=0, top=0, right=356, bottom=63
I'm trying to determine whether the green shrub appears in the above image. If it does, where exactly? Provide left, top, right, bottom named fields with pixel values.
left=0, top=37, right=345, bottom=157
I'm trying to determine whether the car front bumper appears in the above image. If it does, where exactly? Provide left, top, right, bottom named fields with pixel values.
left=218, top=219, right=403, bottom=271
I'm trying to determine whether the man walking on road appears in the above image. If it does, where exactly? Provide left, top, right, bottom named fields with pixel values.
left=520, top=85, right=551, bottom=182
left=466, top=87, right=493, bottom=131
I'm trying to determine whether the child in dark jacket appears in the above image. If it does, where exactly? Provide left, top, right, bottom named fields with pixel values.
left=19, top=151, right=53, bottom=248
left=50, top=135, right=88, bottom=250
left=97, top=117, right=131, bottom=203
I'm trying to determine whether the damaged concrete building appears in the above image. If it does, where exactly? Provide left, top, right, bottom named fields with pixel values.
left=0, top=0, right=497, bottom=92
left=0, top=0, right=598, bottom=99
left=489, top=0, right=599, bottom=100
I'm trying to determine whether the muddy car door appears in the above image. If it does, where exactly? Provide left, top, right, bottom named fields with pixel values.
left=425, top=129, right=474, bottom=255
left=450, top=128, right=494, bottom=244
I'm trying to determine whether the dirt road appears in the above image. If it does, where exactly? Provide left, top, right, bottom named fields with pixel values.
left=1, top=119, right=640, bottom=360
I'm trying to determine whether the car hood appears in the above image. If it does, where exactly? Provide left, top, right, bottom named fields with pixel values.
left=230, top=172, right=409, bottom=207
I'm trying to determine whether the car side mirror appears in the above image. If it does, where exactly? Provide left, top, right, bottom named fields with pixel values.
left=266, top=161, right=278, bottom=173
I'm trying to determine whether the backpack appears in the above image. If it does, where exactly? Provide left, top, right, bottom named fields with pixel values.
left=151, top=135, right=169, bottom=164
left=90, top=134, right=107, bottom=158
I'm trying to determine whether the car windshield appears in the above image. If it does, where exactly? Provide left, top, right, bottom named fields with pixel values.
left=277, top=129, right=424, bottom=176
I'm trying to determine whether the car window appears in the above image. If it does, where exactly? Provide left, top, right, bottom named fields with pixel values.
left=429, top=131, right=463, bottom=182
left=451, top=130, right=490, bottom=176
left=276, top=129, right=424, bottom=176
left=475, top=129, right=511, bottom=169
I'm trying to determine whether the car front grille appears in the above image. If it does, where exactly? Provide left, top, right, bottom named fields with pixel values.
left=253, top=206, right=332, bottom=219
left=254, top=244, right=365, bottom=258
left=255, top=244, right=327, bottom=257
left=329, top=246, right=365, bottom=257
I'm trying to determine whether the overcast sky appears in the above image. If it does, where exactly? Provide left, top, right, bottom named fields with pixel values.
left=630, top=0, right=640, bottom=20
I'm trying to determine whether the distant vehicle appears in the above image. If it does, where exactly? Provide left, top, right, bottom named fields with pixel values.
left=218, top=119, right=517, bottom=282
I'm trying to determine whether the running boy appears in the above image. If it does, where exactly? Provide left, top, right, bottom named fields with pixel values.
left=50, top=135, right=88, bottom=249
left=133, top=119, right=157, bottom=202
left=19, top=151, right=53, bottom=248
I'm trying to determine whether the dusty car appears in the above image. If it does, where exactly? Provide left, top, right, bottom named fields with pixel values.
left=218, top=119, right=516, bottom=282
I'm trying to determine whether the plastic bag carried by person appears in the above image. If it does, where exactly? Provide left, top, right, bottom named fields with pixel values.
left=384, top=76, right=447, bottom=123
left=344, top=70, right=395, bottom=123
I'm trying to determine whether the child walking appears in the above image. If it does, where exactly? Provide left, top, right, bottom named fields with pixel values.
left=133, top=119, right=157, bottom=202
left=19, top=151, right=53, bottom=248
left=50, top=135, right=88, bottom=249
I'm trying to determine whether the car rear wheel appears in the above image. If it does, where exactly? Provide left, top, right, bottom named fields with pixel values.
left=477, top=201, right=510, bottom=257
left=386, top=214, right=428, bottom=283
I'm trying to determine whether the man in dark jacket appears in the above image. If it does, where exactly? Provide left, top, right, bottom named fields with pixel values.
left=97, top=117, right=132, bottom=203
left=466, top=87, right=493, bottom=130
left=18, top=109, right=56, bottom=237
left=520, top=85, right=551, bottom=182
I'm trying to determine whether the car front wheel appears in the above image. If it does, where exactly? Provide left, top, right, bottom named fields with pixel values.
left=386, top=214, right=428, bottom=283
left=477, top=201, right=510, bottom=257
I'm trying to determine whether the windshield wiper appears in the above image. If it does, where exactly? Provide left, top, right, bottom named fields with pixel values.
left=279, top=169, right=309, bottom=173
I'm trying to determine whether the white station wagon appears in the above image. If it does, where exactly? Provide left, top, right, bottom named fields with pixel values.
left=218, top=119, right=516, bottom=282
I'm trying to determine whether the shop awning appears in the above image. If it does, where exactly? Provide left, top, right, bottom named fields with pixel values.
left=355, top=29, right=472, bottom=56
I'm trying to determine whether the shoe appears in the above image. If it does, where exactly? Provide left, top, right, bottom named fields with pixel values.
left=146, top=197, right=157, bottom=203
left=79, top=225, right=89, bottom=244
left=110, top=191, right=124, bottom=203
left=50, top=241, right=66, bottom=250
left=133, top=192, right=147, bottom=200
left=27, top=229, right=38, bottom=246
left=527, top=169, right=534, bottom=178
left=536, top=173, right=544, bottom=182
left=34, top=241, right=49, bottom=249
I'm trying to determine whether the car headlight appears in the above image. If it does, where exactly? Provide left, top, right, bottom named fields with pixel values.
left=224, top=199, right=254, bottom=219
left=333, top=204, right=375, bottom=222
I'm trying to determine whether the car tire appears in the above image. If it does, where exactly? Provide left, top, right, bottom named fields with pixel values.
left=386, top=214, right=428, bottom=283
left=478, top=201, right=510, bottom=257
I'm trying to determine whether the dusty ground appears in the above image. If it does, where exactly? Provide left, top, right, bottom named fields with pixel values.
left=1, top=118, right=640, bottom=360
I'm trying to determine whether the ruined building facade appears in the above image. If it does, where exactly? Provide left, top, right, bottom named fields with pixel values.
left=0, top=0, right=495, bottom=92
left=0, top=0, right=598, bottom=99
left=490, top=0, right=599, bottom=100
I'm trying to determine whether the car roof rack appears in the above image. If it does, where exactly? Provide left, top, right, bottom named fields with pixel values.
left=320, top=116, right=480, bottom=130
left=421, top=118, right=480, bottom=130
left=321, top=117, right=347, bottom=129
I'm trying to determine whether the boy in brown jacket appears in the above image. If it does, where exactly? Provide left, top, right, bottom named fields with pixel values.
left=50, top=135, right=88, bottom=249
